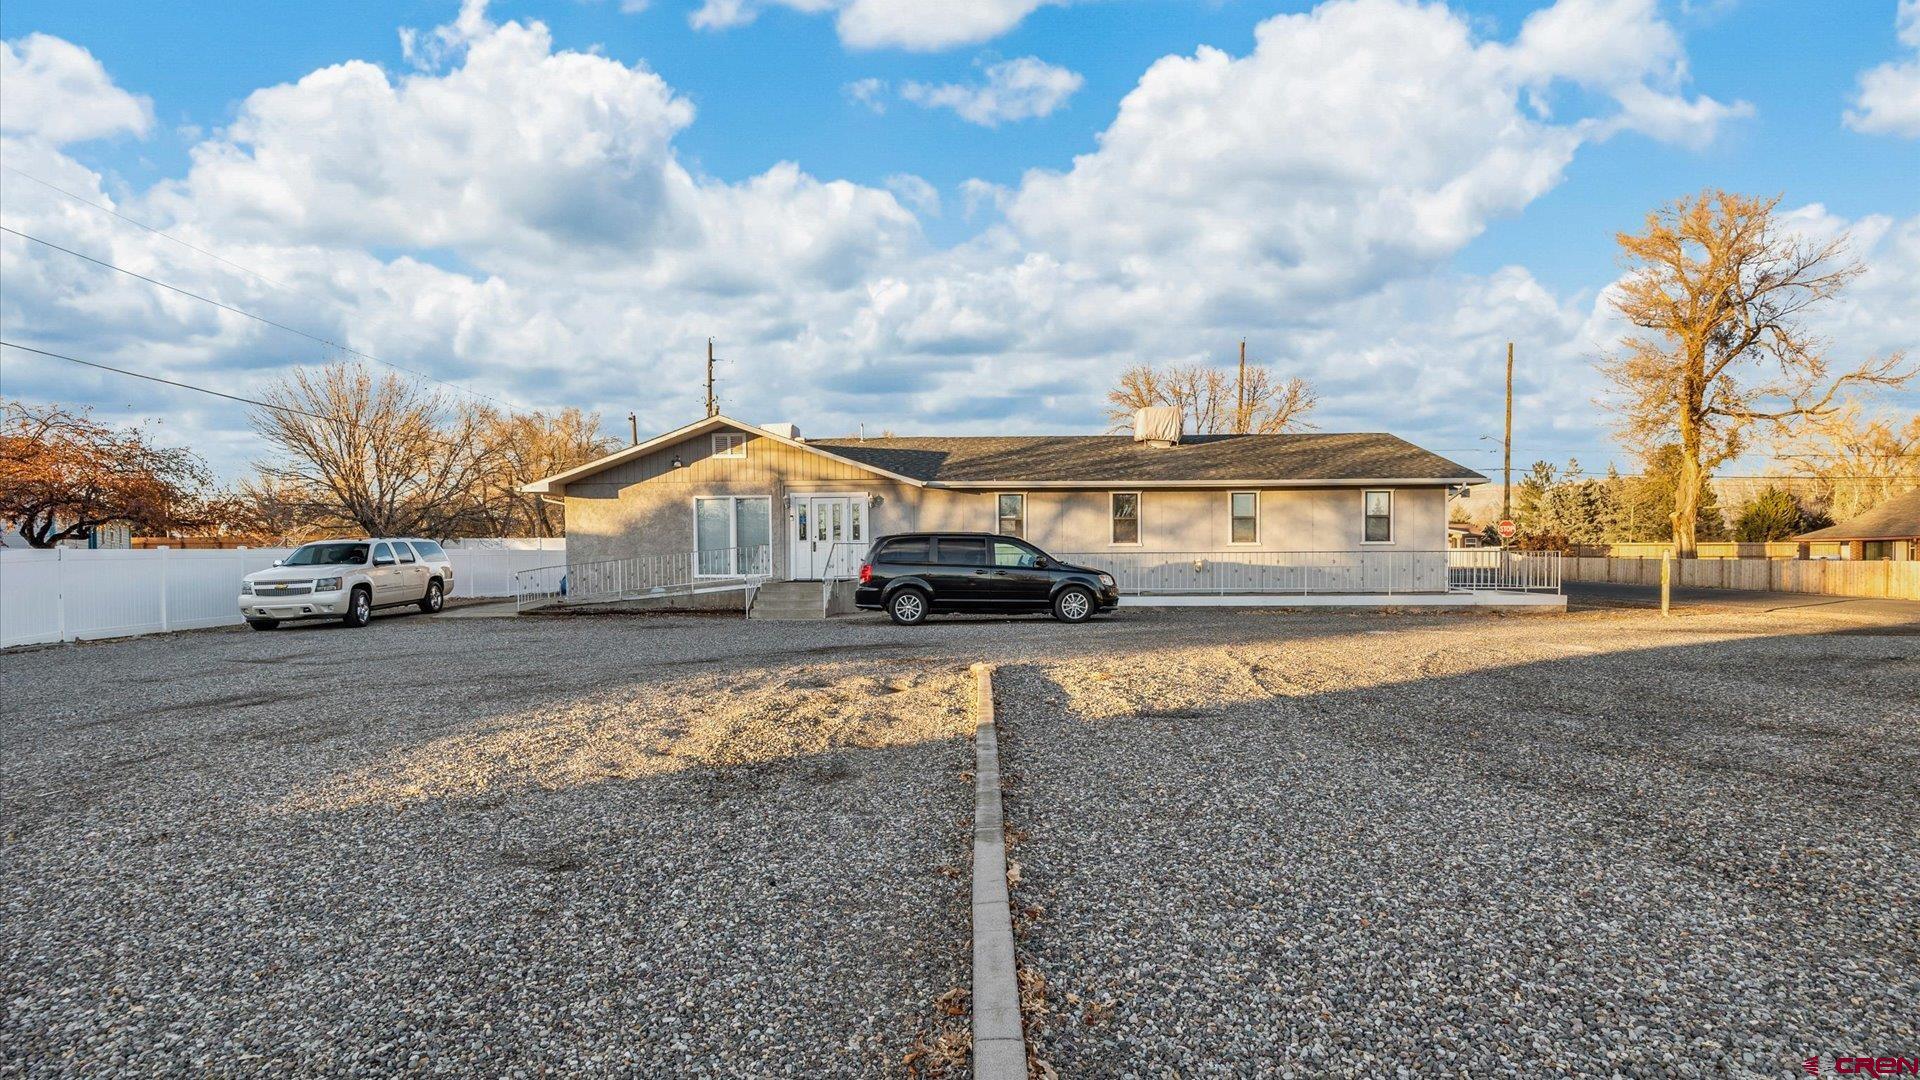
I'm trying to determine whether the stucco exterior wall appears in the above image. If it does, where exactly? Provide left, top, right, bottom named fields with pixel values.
left=560, top=423, right=1457, bottom=579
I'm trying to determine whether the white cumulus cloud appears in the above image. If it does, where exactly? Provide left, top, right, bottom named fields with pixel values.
left=1845, top=0, right=1920, bottom=137
left=691, top=0, right=1058, bottom=51
left=901, top=57, right=1082, bottom=126
left=0, top=33, right=153, bottom=145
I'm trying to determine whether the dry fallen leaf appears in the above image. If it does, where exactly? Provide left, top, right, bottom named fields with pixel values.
left=1006, top=860, right=1022, bottom=889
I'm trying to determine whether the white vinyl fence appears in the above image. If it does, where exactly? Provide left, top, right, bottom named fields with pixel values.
left=0, top=539, right=564, bottom=648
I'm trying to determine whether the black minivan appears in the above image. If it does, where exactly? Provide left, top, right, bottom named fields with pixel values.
left=854, top=533, right=1121, bottom=624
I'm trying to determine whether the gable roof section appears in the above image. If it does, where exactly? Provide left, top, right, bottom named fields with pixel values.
left=805, top=433, right=1486, bottom=487
left=1796, top=486, right=1920, bottom=541
left=520, top=415, right=928, bottom=493
left=525, top=419, right=1487, bottom=493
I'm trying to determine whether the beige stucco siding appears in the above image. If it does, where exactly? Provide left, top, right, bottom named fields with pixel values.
left=560, top=423, right=1456, bottom=578
left=1011, top=487, right=1446, bottom=554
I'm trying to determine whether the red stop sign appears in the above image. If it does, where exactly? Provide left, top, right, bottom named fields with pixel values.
left=1497, top=519, right=1517, bottom=539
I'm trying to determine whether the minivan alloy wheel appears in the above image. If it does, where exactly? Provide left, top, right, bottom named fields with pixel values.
left=888, top=589, right=928, bottom=625
left=1053, top=586, right=1094, bottom=623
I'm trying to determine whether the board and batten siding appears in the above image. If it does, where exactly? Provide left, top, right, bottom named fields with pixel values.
left=561, top=422, right=1455, bottom=580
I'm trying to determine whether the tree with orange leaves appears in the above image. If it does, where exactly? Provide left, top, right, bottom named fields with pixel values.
left=0, top=400, right=210, bottom=547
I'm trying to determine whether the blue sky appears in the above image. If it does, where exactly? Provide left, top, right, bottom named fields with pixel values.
left=2, top=0, right=1916, bottom=480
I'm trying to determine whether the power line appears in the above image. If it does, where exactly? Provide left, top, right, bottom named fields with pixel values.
left=2, top=340, right=490, bottom=458
left=0, top=340, right=334, bottom=423
left=0, top=223, right=523, bottom=412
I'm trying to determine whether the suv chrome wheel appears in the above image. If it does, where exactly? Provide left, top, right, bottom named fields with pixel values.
left=419, top=579, right=444, bottom=614
left=342, top=587, right=372, bottom=628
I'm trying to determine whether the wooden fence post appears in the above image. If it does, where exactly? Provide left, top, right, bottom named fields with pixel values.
left=1660, top=551, right=1671, bottom=617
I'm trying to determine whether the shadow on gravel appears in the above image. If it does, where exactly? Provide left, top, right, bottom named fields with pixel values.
left=994, top=625, right=1919, bottom=1077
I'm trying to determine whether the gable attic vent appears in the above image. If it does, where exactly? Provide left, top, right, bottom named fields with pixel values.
left=1132, top=406, right=1183, bottom=447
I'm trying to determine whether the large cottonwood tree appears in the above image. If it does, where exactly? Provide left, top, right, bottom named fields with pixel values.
left=1600, top=190, right=1910, bottom=555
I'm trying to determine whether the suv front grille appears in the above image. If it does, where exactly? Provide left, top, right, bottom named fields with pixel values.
left=254, top=584, right=313, bottom=596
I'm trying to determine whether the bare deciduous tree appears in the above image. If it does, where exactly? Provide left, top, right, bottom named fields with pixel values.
left=469, top=407, right=618, bottom=536
left=1106, top=357, right=1316, bottom=435
left=1600, top=190, right=1912, bottom=555
left=1775, top=402, right=1920, bottom=520
left=250, top=364, right=505, bottom=537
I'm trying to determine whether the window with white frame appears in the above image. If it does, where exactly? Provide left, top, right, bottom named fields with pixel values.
left=694, top=495, right=771, bottom=575
left=1110, top=491, right=1141, bottom=545
left=996, top=493, right=1025, bottom=537
left=1229, top=491, right=1259, bottom=544
left=712, top=432, right=747, bottom=459
left=1362, top=490, right=1393, bottom=543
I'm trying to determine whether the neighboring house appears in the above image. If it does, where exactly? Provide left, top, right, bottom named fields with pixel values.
left=1796, top=487, right=1920, bottom=560
left=1447, top=522, right=1489, bottom=549
left=525, top=410, right=1486, bottom=585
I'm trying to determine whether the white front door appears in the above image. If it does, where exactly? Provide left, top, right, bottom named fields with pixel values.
left=789, top=494, right=867, bottom=579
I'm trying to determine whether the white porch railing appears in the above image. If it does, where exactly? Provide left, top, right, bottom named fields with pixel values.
left=1050, top=550, right=1561, bottom=596
left=513, top=545, right=773, bottom=611
left=1444, top=549, right=1563, bottom=593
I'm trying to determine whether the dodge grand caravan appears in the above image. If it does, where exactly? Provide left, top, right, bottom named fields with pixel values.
left=854, top=533, right=1119, bottom=624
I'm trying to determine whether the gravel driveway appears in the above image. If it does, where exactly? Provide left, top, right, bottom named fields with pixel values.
left=992, top=604, right=1920, bottom=1077
left=1, top=612, right=990, bottom=1076
left=4, top=600, right=1914, bottom=1076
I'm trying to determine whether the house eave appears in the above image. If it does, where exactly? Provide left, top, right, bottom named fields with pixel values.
left=522, top=413, right=930, bottom=493
left=926, top=477, right=1488, bottom=490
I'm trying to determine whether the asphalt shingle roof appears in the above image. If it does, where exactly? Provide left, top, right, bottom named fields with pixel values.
left=1796, top=486, right=1920, bottom=541
left=807, top=433, right=1485, bottom=485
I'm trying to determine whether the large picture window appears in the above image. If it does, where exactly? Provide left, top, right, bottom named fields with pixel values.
left=1229, top=491, right=1258, bottom=545
left=1363, top=490, right=1393, bottom=544
left=1111, top=491, right=1141, bottom=545
left=694, top=496, right=771, bottom=575
left=996, top=493, right=1025, bottom=537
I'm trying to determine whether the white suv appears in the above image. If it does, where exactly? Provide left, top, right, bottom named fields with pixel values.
left=240, top=538, right=454, bottom=630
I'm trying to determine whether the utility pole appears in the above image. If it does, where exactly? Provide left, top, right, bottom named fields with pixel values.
left=705, top=338, right=718, bottom=417
left=1503, top=341, right=1514, bottom=524
left=628, top=411, right=638, bottom=445
left=1237, top=338, right=1248, bottom=434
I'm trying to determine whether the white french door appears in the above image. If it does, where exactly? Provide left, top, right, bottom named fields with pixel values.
left=789, top=494, right=867, bottom=580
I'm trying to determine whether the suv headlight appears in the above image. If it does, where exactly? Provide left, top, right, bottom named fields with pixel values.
left=1098, top=572, right=1116, bottom=586
left=312, top=576, right=343, bottom=591
left=240, top=580, right=253, bottom=594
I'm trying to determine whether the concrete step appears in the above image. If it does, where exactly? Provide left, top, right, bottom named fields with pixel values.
left=749, top=581, right=826, bottom=620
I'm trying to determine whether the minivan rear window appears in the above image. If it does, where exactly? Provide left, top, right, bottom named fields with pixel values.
left=877, top=537, right=930, bottom=563
left=934, top=538, right=987, bottom=565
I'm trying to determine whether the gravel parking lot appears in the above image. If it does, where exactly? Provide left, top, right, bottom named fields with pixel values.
left=3, top=598, right=1914, bottom=1076
left=993, top=603, right=1919, bottom=1077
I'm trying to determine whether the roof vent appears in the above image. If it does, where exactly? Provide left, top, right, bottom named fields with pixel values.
left=1132, top=406, right=1183, bottom=447
left=760, top=422, right=802, bottom=441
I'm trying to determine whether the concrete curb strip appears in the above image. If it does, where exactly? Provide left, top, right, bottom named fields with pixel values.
left=969, top=662, right=1028, bottom=1080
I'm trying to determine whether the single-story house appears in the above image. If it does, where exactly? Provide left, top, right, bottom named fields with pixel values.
left=526, top=410, right=1488, bottom=588
left=1796, top=487, right=1920, bottom=561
